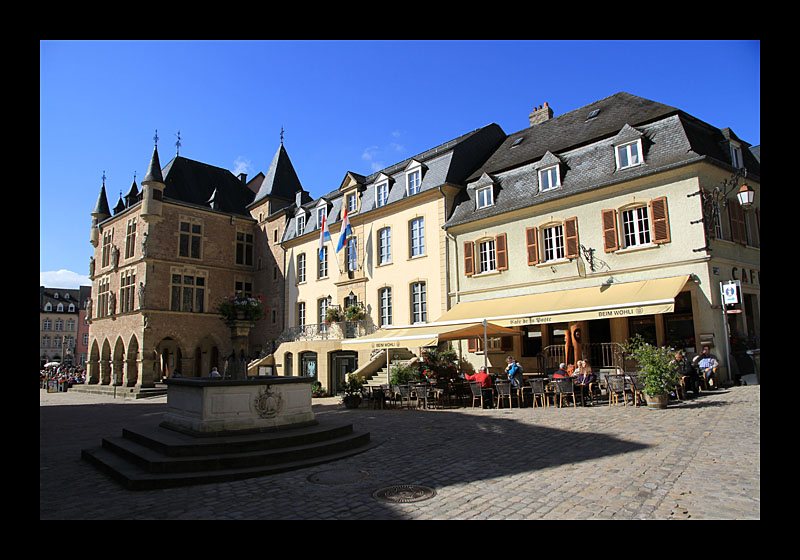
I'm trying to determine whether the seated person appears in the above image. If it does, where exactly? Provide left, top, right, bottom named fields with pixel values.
left=574, top=360, right=596, bottom=386
left=463, top=366, right=493, bottom=407
left=673, top=351, right=700, bottom=395
left=693, top=346, right=719, bottom=388
left=553, top=363, right=569, bottom=378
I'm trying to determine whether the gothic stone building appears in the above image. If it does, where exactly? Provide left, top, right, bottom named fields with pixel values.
left=86, top=141, right=303, bottom=388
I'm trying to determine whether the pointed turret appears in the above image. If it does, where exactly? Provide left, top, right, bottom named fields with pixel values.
left=90, top=180, right=111, bottom=247
left=124, top=177, right=139, bottom=207
left=141, top=142, right=164, bottom=219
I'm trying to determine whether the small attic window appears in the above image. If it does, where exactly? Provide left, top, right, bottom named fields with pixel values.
left=586, top=109, right=600, bottom=121
left=511, top=137, right=524, bottom=148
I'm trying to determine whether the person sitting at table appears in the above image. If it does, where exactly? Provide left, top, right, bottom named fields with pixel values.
left=553, top=363, right=569, bottom=378
left=693, top=346, right=719, bottom=389
left=673, top=351, right=700, bottom=395
left=575, top=360, right=596, bottom=386
left=505, top=356, right=522, bottom=388
left=463, top=366, right=493, bottom=408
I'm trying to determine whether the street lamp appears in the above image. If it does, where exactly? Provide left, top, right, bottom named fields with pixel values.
left=689, top=167, right=757, bottom=247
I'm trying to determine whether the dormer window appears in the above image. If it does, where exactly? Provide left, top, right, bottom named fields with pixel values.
left=347, top=192, right=358, bottom=213
left=615, top=139, right=643, bottom=170
left=44, top=302, right=52, bottom=312
left=730, top=141, right=744, bottom=169
left=405, top=160, right=424, bottom=196
left=539, top=165, right=561, bottom=191
left=296, top=213, right=306, bottom=236
left=476, top=186, right=494, bottom=209
left=316, top=203, right=327, bottom=227
left=376, top=181, right=389, bottom=208
left=53, top=292, right=59, bottom=299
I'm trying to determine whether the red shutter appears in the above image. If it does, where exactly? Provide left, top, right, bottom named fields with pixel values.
left=564, top=217, right=579, bottom=258
left=525, top=227, right=539, bottom=265
left=495, top=233, right=508, bottom=270
left=602, top=210, right=619, bottom=252
left=464, top=241, right=475, bottom=277
left=650, top=197, right=671, bottom=244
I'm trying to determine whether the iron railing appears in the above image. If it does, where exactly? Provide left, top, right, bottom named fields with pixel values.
left=275, top=320, right=376, bottom=345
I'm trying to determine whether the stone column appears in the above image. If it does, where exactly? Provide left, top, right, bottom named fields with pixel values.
left=225, top=318, right=256, bottom=380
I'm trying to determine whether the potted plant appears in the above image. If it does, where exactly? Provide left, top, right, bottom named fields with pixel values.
left=311, top=380, right=326, bottom=398
left=325, top=307, right=342, bottom=323
left=344, top=304, right=366, bottom=322
left=341, top=373, right=364, bottom=408
left=216, top=292, right=268, bottom=322
left=421, top=348, right=459, bottom=382
left=389, top=362, right=420, bottom=386
left=623, top=335, right=681, bottom=408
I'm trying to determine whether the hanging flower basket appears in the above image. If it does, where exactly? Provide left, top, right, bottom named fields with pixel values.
left=344, top=305, right=366, bottom=322
left=216, top=293, right=267, bottom=322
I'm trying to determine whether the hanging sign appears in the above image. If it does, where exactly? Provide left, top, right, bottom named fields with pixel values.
left=722, top=281, right=740, bottom=305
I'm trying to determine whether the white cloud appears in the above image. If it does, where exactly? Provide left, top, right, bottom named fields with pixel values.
left=361, top=146, right=379, bottom=161
left=233, top=156, right=253, bottom=176
left=40, top=270, right=90, bottom=289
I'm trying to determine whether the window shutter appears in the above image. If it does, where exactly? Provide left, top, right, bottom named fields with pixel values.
left=463, top=241, right=475, bottom=277
left=564, top=217, right=579, bottom=258
left=467, top=337, right=477, bottom=353
left=650, top=196, right=671, bottom=243
left=602, top=210, right=619, bottom=252
left=525, top=227, right=539, bottom=265
left=728, top=199, right=746, bottom=244
left=495, top=233, right=508, bottom=270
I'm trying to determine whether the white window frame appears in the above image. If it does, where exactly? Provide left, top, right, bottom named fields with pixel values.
left=411, top=281, right=427, bottom=324
left=318, top=245, right=328, bottom=279
left=378, top=227, right=392, bottom=265
left=730, top=141, right=743, bottom=169
left=346, top=237, right=358, bottom=272
left=347, top=193, right=357, bottom=213
left=542, top=224, right=565, bottom=262
left=478, top=239, right=496, bottom=273
left=376, top=182, right=389, bottom=208
left=615, top=139, right=643, bottom=170
left=407, top=169, right=421, bottom=196
left=297, top=253, right=306, bottom=283
left=317, top=206, right=327, bottom=227
left=621, top=206, right=651, bottom=248
left=538, top=165, right=560, bottom=192
left=379, top=287, right=392, bottom=327
left=297, top=301, right=306, bottom=328
left=476, top=186, right=494, bottom=209
left=296, top=213, right=306, bottom=236
left=410, top=217, right=425, bottom=258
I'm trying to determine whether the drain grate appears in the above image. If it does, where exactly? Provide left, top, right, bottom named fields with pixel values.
left=372, top=484, right=436, bottom=503
left=308, top=469, right=370, bottom=485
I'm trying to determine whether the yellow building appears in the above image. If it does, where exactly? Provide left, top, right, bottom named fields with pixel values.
left=266, top=124, right=505, bottom=392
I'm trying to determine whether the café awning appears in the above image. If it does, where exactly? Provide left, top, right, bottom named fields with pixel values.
left=436, top=274, right=691, bottom=327
left=340, top=321, right=522, bottom=351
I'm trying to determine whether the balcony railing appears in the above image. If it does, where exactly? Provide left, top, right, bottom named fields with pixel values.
left=275, top=320, right=376, bottom=345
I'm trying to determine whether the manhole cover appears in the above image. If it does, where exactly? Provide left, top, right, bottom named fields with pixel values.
left=308, top=469, right=369, bottom=485
left=372, top=485, right=436, bottom=503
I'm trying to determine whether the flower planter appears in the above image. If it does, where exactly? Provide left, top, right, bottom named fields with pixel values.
left=645, top=393, right=669, bottom=409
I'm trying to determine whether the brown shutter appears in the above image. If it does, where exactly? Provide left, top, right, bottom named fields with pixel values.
left=463, top=241, right=475, bottom=277
left=602, top=210, right=619, bottom=252
left=728, top=200, right=746, bottom=244
left=650, top=196, right=671, bottom=244
left=495, top=233, right=508, bottom=270
left=467, top=337, right=477, bottom=353
left=525, top=227, right=539, bottom=265
left=564, top=217, right=579, bottom=258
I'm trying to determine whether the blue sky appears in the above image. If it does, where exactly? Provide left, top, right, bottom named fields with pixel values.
left=40, top=40, right=760, bottom=288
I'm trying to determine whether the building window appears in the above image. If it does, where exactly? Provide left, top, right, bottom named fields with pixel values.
left=170, top=273, right=205, bottom=313
left=318, top=245, right=328, bottom=279
left=376, top=182, right=389, bottom=208
left=407, top=169, right=421, bottom=196
left=179, top=221, right=202, bottom=259
left=297, top=301, right=306, bottom=328
left=348, top=193, right=358, bottom=213
left=55, top=319, right=63, bottom=331
left=730, top=141, right=743, bottom=169
left=318, top=298, right=329, bottom=332
left=478, top=239, right=496, bottom=273
left=97, top=277, right=110, bottom=318
left=621, top=206, right=651, bottom=248
left=317, top=206, right=327, bottom=227
left=476, top=186, right=493, bottom=209
left=379, top=287, right=392, bottom=327
left=378, top=227, right=392, bottom=265
left=411, top=282, right=427, bottom=324
left=102, top=230, right=112, bottom=267
left=539, top=165, right=560, bottom=191
left=410, top=217, right=425, bottom=257
left=57, top=303, right=64, bottom=312
left=236, top=231, right=254, bottom=265
left=297, top=253, right=306, bottom=283
left=125, top=217, right=137, bottom=259
left=543, top=224, right=565, bottom=261
left=42, top=336, right=50, bottom=348
left=346, top=237, right=358, bottom=272
left=42, top=319, right=52, bottom=330
left=120, top=269, right=136, bottom=313
left=615, top=139, right=643, bottom=170
left=234, top=280, right=253, bottom=297
left=296, top=214, right=306, bottom=237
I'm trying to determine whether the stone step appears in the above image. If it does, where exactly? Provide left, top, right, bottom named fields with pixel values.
left=81, top=417, right=377, bottom=490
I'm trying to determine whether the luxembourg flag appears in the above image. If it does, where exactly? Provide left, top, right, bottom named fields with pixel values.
left=336, top=206, right=352, bottom=253
left=319, top=213, right=332, bottom=260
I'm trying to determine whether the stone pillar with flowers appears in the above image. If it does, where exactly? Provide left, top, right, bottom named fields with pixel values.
left=217, top=293, right=268, bottom=380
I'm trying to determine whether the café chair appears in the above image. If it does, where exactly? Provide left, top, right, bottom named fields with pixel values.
left=528, top=378, right=548, bottom=408
left=495, top=380, right=515, bottom=409
left=553, top=377, right=578, bottom=408
left=469, top=381, right=493, bottom=409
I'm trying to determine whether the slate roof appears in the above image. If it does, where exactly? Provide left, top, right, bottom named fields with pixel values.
left=160, top=155, right=256, bottom=216
left=446, top=92, right=760, bottom=229
left=250, top=144, right=304, bottom=206
left=280, top=123, right=505, bottom=244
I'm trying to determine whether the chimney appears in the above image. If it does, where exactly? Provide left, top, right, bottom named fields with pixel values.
left=238, top=172, right=247, bottom=184
left=529, top=102, right=554, bottom=126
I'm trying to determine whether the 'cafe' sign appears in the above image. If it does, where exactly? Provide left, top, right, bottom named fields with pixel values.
left=731, top=267, right=760, bottom=286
